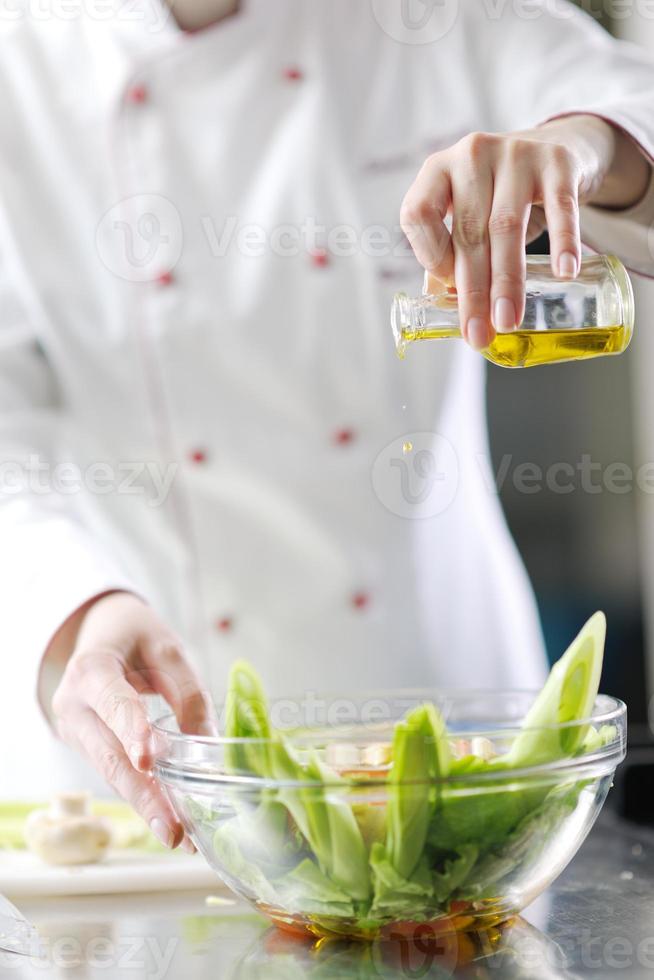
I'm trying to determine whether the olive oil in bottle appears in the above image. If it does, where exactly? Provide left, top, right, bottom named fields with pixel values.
left=391, top=255, right=634, bottom=368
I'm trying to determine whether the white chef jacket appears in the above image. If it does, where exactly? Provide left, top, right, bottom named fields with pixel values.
left=2, top=0, right=654, bottom=795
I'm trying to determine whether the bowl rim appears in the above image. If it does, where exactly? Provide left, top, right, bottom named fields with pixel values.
left=152, top=691, right=627, bottom=788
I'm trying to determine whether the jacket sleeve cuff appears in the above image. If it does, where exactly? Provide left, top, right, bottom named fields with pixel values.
left=0, top=516, right=142, bottom=718
left=580, top=165, right=654, bottom=279
left=543, top=110, right=654, bottom=278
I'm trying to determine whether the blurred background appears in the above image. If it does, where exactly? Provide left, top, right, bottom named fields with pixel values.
left=489, top=3, right=654, bottom=727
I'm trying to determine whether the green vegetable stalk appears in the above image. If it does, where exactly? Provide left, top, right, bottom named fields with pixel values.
left=224, top=660, right=273, bottom=775
left=270, top=740, right=371, bottom=902
left=385, top=703, right=450, bottom=879
left=223, top=660, right=370, bottom=903
left=502, top=611, right=606, bottom=768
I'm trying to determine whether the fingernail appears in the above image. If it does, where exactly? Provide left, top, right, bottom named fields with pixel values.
left=558, top=251, right=578, bottom=278
left=129, top=741, right=151, bottom=771
left=180, top=835, right=196, bottom=854
left=493, top=297, right=516, bottom=334
left=150, top=817, right=174, bottom=849
left=467, top=317, right=490, bottom=351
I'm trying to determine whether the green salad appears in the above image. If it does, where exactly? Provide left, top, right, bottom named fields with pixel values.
left=186, top=612, right=618, bottom=936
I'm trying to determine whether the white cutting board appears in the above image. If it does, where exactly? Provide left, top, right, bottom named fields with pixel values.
left=0, top=849, right=224, bottom=898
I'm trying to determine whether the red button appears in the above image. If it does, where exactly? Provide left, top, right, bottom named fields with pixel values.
left=352, top=592, right=370, bottom=610
left=309, top=248, right=329, bottom=268
left=155, top=271, right=174, bottom=287
left=126, top=84, right=148, bottom=105
left=189, top=448, right=207, bottom=464
left=215, top=617, right=233, bottom=633
left=283, top=66, right=304, bottom=82
left=333, top=428, right=355, bottom=446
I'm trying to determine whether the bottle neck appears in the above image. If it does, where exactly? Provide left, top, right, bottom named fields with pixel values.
left=391, top=292, right=461, bottom=358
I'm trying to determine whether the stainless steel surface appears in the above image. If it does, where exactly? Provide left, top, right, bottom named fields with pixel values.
left=0, top=894, right=39, bottom=957
left=2, top=810, right=653, bottom=978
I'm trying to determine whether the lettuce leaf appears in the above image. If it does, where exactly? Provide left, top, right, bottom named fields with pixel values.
left=502, top=611, right=605, bottom=768
left=367, top=840, right=478, bottom=921
left=427, top=611, right=607, bottom=858
left=579, top=723, right=617, bottom=754
left=428, top=777, right=548, bottom=854
left=457, top=783, right=581, bottom=900
left=224, top=660, right=273, bottom=776
left=271, top=740, right=371, bottom=902
left=213, top=819, right=279, bottom=906
left=275, top=858, right=356, bottom=917
left=431, top=843, right=478, bottom=902
left=224, top=662, right=370, bottom=902
left=369, top=842, right=435, bottom=919
left=385, top=703, right=450, bottom=880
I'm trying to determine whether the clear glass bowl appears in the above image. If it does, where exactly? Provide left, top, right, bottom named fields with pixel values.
left=153, top=690, right=626, bottom=942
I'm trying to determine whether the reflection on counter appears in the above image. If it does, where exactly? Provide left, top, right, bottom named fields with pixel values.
left=6, top=813, right=654, bottom=980
left=232, top=916, right=574, bottom=979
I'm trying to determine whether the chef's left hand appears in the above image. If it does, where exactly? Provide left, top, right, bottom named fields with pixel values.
left=400, top=115, right=651, bottom=350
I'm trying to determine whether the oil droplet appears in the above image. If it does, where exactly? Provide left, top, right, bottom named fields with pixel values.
left=403, top=441, right=413, bottom=454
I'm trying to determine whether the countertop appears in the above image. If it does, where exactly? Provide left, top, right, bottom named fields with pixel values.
left=3, top=809, right=654, bottom=979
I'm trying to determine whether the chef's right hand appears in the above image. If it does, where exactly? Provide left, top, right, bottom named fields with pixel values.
left=399, top=119, right=629, bottom=351
left=51, top=592, right=217, bottom=849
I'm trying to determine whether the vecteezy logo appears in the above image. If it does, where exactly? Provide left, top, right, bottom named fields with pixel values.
left=371, top=431, right=458, bottom=519
left=95, top=194, right=183, bottom=282
left=371, top=922, right=460, bottom=978
left=370, top=0, right=460, bottom=45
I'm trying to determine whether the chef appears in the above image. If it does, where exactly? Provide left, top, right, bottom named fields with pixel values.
left=2, top=0, right=654, bottom=849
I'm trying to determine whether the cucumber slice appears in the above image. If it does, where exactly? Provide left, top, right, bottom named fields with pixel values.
left=504, top=611, right=606, bottom=767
